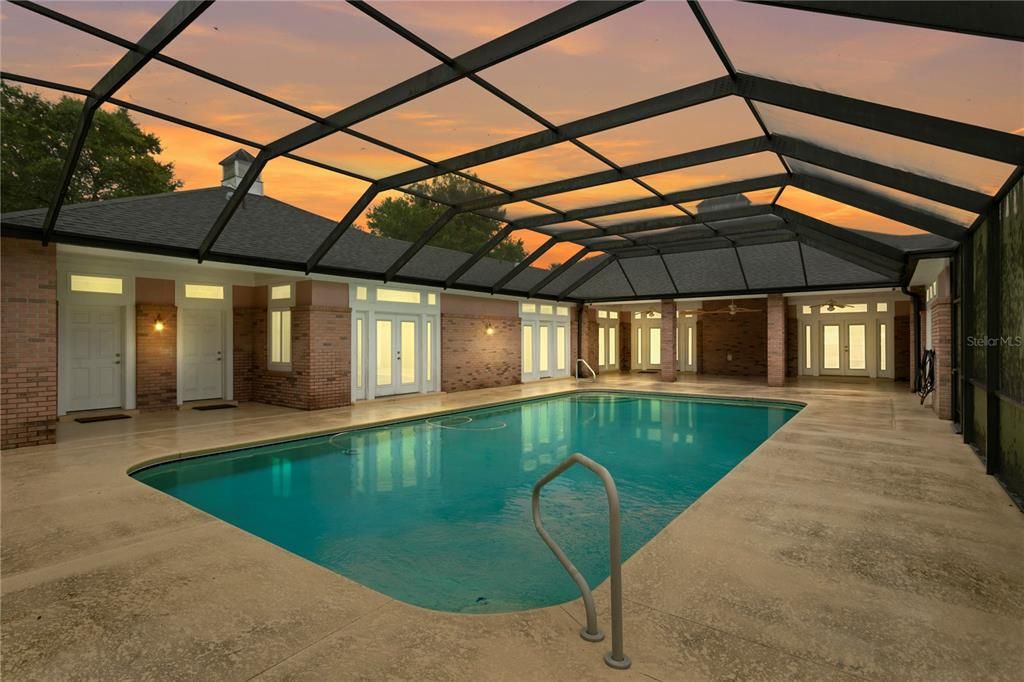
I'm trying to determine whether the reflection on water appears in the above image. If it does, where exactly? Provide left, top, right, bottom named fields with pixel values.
left=135, top=393, right=797, bottom=613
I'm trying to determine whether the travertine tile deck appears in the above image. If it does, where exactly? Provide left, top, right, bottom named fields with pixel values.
left=2, top=376, right=1021, bottom=680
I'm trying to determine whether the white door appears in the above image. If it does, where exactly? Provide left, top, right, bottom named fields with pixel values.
left=375, top=316, right=420, bottom=397
left=820, top=320, right=870, bottom=377
left=181, top=308, right=224, bottom=401
left=68, top=306, right=123, bottom=411
left=522, top=321, right=538, bottom=382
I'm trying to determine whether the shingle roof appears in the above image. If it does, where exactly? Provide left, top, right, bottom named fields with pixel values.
left=1, top=187, right=933, bottom=301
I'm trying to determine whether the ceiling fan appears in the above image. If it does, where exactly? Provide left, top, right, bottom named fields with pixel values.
left=808, top=298, right=854, bottom=312
left=677, top=300, right=760, bottom=316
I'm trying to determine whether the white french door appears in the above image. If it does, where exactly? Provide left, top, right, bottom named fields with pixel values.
left=820, top=319, right=870, bottom=377
left=522, top=320, right=568, bottom=381
left=181, top=308, right=224, bottom=401
left=598, top=323, right=618, bottom=371
left=67, top=305, right=123, bottom=411
left=375, top=315, right=419, bottom=396
left=632, top=316, right=662, bottom=371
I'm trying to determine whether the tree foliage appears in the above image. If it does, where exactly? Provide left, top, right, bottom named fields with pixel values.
left=364, top=174, right=527, bottom=263
left=1, top=83, right=181, bottom=212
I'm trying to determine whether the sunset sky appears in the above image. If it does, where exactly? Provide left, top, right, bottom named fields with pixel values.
left=2, top=0, right=1021, bottom=265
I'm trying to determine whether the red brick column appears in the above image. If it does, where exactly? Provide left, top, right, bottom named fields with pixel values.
left=580, top=306, right=599, bottom=374
left=767, top=294, right=786, bottom=387
left=619, top=317, right=632, bottom=372
left=136, top=304, right=177, bottom=410
left=660, top=300, right=677, bottom=381
left=1, top=237, right=57, bottom=449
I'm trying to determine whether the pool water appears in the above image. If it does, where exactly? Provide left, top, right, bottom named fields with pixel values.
left=133, top=392, right=799, bottom=613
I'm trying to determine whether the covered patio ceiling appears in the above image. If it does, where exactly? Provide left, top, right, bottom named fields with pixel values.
left=1, top=0, right=1022, bottom=302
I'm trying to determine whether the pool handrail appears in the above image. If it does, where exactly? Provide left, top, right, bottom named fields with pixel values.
left=575, top=358, right=597, bottom=382
left=531, top=452, right=631, bottom=670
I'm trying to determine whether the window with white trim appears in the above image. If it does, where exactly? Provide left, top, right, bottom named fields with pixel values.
left=185, top=283, right=224, bottom=300
left=70, top=274, right=123, bottom=295
left=268, top=283, right=294, bottom=370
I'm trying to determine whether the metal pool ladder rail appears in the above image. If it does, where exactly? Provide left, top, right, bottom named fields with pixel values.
left=531, top=453, right=630, bottom=670
left=575, top=358, right=597, bottom=383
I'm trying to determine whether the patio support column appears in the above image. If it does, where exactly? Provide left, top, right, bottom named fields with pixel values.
left=929, top=267, right=954, bottom=420
left=767, top=294, right=786, bottom=387
left=581, top=306, right=599, bottom=374
left=660, top=300, right=677, bottom=382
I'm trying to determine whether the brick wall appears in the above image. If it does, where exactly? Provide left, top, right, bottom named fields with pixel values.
left=767, top=294, right=786, bottom=386
left=581, top=306, right=599, bottom=373
left=1, top=237, right=57, bottom=449
left=135, top=304, right=177, bottom=410
left=786, top=316, right=799, bottom=377
left=234, top=282, right=350, bottom=410
left=660, top=299, right=677, bottom=381
left=699, top=298, right=767, bottom=376
left=894, top=315, right=910, bottom=381
left=619, top=317, right=632, bottom=372
left=440, top=294, right=520, bottom=392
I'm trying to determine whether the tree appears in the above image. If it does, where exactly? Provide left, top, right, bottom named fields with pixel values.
left=1, top=83, right=181, bottom=212
left=363, top=173, right=527, bottom=263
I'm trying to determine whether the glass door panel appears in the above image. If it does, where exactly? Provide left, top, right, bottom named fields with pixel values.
left=821, top=323, right=841, bottom=373
left=649, top=327, right=661, bottom=366
left=539, top=324, right=550, bottom=376
left=608, top=326, right=617, bottom=367
left=522, top=322, right=536, bottom=379
left=399, top=319, right=417, bottom=388
left=376, top=319, right=394, bottom=391
left=556, top=325, right=566, bottom=372
left=847, top=323, right=867, bottom=373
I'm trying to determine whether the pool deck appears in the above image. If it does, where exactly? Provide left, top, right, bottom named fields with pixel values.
left=2, top=375, right=1022, bottom=680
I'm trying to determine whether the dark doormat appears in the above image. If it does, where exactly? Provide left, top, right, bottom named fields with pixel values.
left=74, top=414, right=131, bottom=423
left=192, top=403, right=238, bottom=411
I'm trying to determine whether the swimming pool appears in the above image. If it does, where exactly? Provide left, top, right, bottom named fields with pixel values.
left=133, top=391, right=799, bottom=613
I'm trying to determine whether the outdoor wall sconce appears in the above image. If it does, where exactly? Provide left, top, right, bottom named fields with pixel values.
left=485, top=324, right=495, bottom=336
left=153, top=315, right=165, bottom=333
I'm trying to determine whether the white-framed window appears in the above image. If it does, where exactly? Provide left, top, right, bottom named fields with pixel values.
left=268, top=283, right=294, bottom=370
left=184, top=283, right=224, bottom=300
left=70, top=273, right=123, bottom=295
left=520, top=303, right=570, bottom=381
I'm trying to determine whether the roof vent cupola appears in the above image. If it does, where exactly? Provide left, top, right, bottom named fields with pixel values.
left=219, top=149, right=263, bottom=196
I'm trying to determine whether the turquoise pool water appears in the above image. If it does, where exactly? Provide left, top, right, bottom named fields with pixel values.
left=133, top=392, right=799, bottom=613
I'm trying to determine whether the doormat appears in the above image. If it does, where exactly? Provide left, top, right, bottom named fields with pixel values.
left=192, top=404, right=238, bottom=411
left=74, top=414, right=131, bottom=423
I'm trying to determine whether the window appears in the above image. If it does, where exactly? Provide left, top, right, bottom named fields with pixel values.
left=271, top=284, right=292, bottom=300
left=650, top=328, right=661, bottom=365
left=521, top=303, right=536, bottom=313
left=377, top=288, right=421, bottom=304
left=556, top=326, right=566, bottom=370
left=876, top=302, right=889, bottom=312
left=804, top=325, right=812, bottom=369
left=879, top=323, right=888, bottom=372
left=609, top=311, right=618, bottom=319
left=428, top=293, right=437, bottom=305
left=801, top=305, right=813, bottom=314
left=687, top=327, right=694, bottom=368
left=426, top=320, right=433, bottom=384
left=522, top=326, right=534, bottom=373
left=185, top=283, right=224, bottom=300
left=556, top=306, right=569, bottom=317
left=599, top=327, right=607, bottom=364
left=356, top=286, right=368, bottom=301
left=598, top=310, right=608, bottom=318
left=609, top=327, right=617, bottom=366
left=540, top=304, right=553, bottom=315
left=270, top=310, right=291, bottom=366
left=356, top=318, right=364, bottom=388
left=70, top=274, right=122, bottom=294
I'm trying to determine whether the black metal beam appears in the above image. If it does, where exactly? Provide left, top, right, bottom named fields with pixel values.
left=459, top=137, right=770, bottom=212
left=520, top=175, right=787, bottom=232
left=561, top=204, right=772, bottom=242
left=558, top=255, right=617, bottom=300
left=37, top=1, right=210, bottom=244
left=984, top=206, right=1002, bottom=473
left=748, top=1, right=1024, bottom=42
left=736, top=74, right=1024, bottom=165
left=491, top=238, right=558, bottom=292
left=304, top=186, right=380, bottom=273
left=772, top=205, right=905, bottom=277
left=528, top=248, right=592, bottom=297
left=379, top=76, right=735, bottom=189
left=444, top=224, right=516, bottom=287
left=791, top=174, right=965, bottom=241
left=773, top=136, right=990, bottom=213
left=576, top=279, right=902, bottom=304
left=383, top=207, right=459, bottom=282
left=196, top=0, right=636, bottom=259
